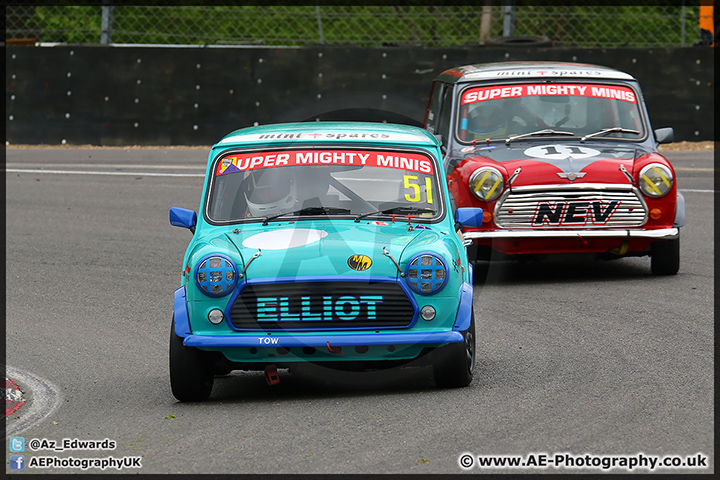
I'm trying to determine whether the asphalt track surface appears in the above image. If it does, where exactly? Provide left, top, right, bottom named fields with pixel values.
left=5, top=146, right=714, bottom=474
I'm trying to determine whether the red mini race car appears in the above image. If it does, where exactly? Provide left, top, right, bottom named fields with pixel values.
left=424, top=61, right=684, bottom=275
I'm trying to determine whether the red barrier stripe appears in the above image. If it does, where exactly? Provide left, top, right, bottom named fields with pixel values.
left=5, top=379, right=25, bottom=417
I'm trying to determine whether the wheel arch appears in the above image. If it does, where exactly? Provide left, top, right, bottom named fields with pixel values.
left=174, top=287, right=191, bottom=337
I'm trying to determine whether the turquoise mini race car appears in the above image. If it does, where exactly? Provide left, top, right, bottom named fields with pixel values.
left=169, top=122, right=483, bottom=401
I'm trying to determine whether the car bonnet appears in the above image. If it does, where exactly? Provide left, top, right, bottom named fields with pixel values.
left=458, top=143, right=642, bottom=187
left=224, top=221, right=444, bottom=280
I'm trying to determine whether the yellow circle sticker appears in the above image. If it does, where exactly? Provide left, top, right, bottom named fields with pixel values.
left=348, top=255, right=372, bottom=271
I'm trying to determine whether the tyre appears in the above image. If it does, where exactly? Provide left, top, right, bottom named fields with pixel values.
left=169, top=317, right=214, bottom=401
left=651, top=237, right=680, bottom=275
left=433, top=310, right=475, bottom=388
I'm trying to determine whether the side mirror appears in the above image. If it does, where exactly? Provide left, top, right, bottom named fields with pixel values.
left=654, top=127, right=674, bottom=145
left=455, top=207, right=484, bottom=227
left=169, top=207, right=197, bottom=234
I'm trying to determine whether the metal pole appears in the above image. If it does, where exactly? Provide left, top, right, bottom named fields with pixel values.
left=101, top=2, right=114, bottom=45
left=680, top=0, right=686, bottom=46
left=316, top=3, right=324, bottom=44
left=502, top=1, right=516, bottom=37
left=479, top=1, right=493, bottom=44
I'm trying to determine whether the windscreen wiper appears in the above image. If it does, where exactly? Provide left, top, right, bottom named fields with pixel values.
left=354, top=206, right=436, bottom=223
left=505, top=129, right=575, bottom=145
left=580, top=127, right=640, bottom=142
left=261, top=206, right=351, bottom=225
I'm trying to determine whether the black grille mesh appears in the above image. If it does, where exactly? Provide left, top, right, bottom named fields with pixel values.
left=229, top=281, right=415, bottom=330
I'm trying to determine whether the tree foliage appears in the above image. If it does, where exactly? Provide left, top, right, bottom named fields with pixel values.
left=7, top=4, right=702, bottom=47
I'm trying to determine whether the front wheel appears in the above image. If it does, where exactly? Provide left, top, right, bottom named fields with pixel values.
left=433, top=310, right=475, bottom=388
left=651, top=237, right=680, bottom=275
left=169, top=317, right=214, bottom=401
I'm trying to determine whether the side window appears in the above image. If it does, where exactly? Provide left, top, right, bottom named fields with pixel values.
left=424, top=81, right=443, bottom=133
left=435, top=86, right=453, bottom=147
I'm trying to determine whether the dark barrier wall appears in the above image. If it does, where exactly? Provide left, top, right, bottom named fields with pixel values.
left=6, top=46, right=714, bottom=146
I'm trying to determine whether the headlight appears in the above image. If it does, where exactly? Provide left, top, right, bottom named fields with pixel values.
left=195, top=254, right=238, bottom=297
left=405, top=253, right=448, bottom=295
left=469, top=167, right=504, bottom=201
left=639, top=163, right=673, bottom=198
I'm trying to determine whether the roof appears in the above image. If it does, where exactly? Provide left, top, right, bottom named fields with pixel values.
left=436, top=61, right=636, bottom=83
left=215, top=121, right=438, bottom=148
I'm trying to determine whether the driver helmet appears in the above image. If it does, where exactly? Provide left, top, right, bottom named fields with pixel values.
left=466, top=103, right=507, bottom=137
left=243, top=168, right=296, bottom=217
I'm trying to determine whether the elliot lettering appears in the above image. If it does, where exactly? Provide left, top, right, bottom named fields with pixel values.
left=256, top=295, right=384, bottom=322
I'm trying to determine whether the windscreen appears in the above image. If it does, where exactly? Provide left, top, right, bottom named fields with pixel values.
left=206, top=148, right=442, bottom=223
left=456, top=83, right=645, bottom=142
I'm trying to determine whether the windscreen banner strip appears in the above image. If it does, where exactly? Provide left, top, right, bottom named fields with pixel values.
left=461, top=84, right=637, bottom=105
left=217, top=150, right=435, bottom=176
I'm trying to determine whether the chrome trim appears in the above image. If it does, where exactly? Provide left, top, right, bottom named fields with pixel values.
left=619, top=164, right=635, bottom=185
left=508, top=167, right=522, bottom=186
left=383, top=247, right=405, bottom=277
left=556, top=171, right=587, bottom=182
left=239, top=249, right=262, bottom=278
left=463, top=227, right=679, bottom=240
left=506, top=183, right=635, bottom=193
left=493, top=184, right=649, bottom=229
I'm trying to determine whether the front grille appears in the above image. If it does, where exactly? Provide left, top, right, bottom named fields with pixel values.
left=229, top=281, right=415, bottom=330
left=495, top=186, right=647, bottom=229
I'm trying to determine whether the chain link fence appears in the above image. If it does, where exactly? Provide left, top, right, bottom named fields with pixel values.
left=6, top=3, right=703, bottom=48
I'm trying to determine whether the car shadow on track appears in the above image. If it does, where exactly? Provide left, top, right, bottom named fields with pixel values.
left=473, top=255, right=659, bottom=286
left=183, top=360, right=471, bottom=404
left=162, top=349, right=519, bottom=403
left=212, top=367, right=432, bottom=400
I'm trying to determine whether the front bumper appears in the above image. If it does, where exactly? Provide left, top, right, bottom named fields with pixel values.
left=463, top=227, right=679, bottom=241
left=174, top=279, right=473, bottom=350
left=182, top=331, right=463, bottom=348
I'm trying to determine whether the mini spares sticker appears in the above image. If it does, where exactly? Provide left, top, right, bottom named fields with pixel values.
left=461, top=84, right=637, bottom=105
left=217, top=130, right=436, bottom=145
left=216, top=149, right=435, bottom=176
